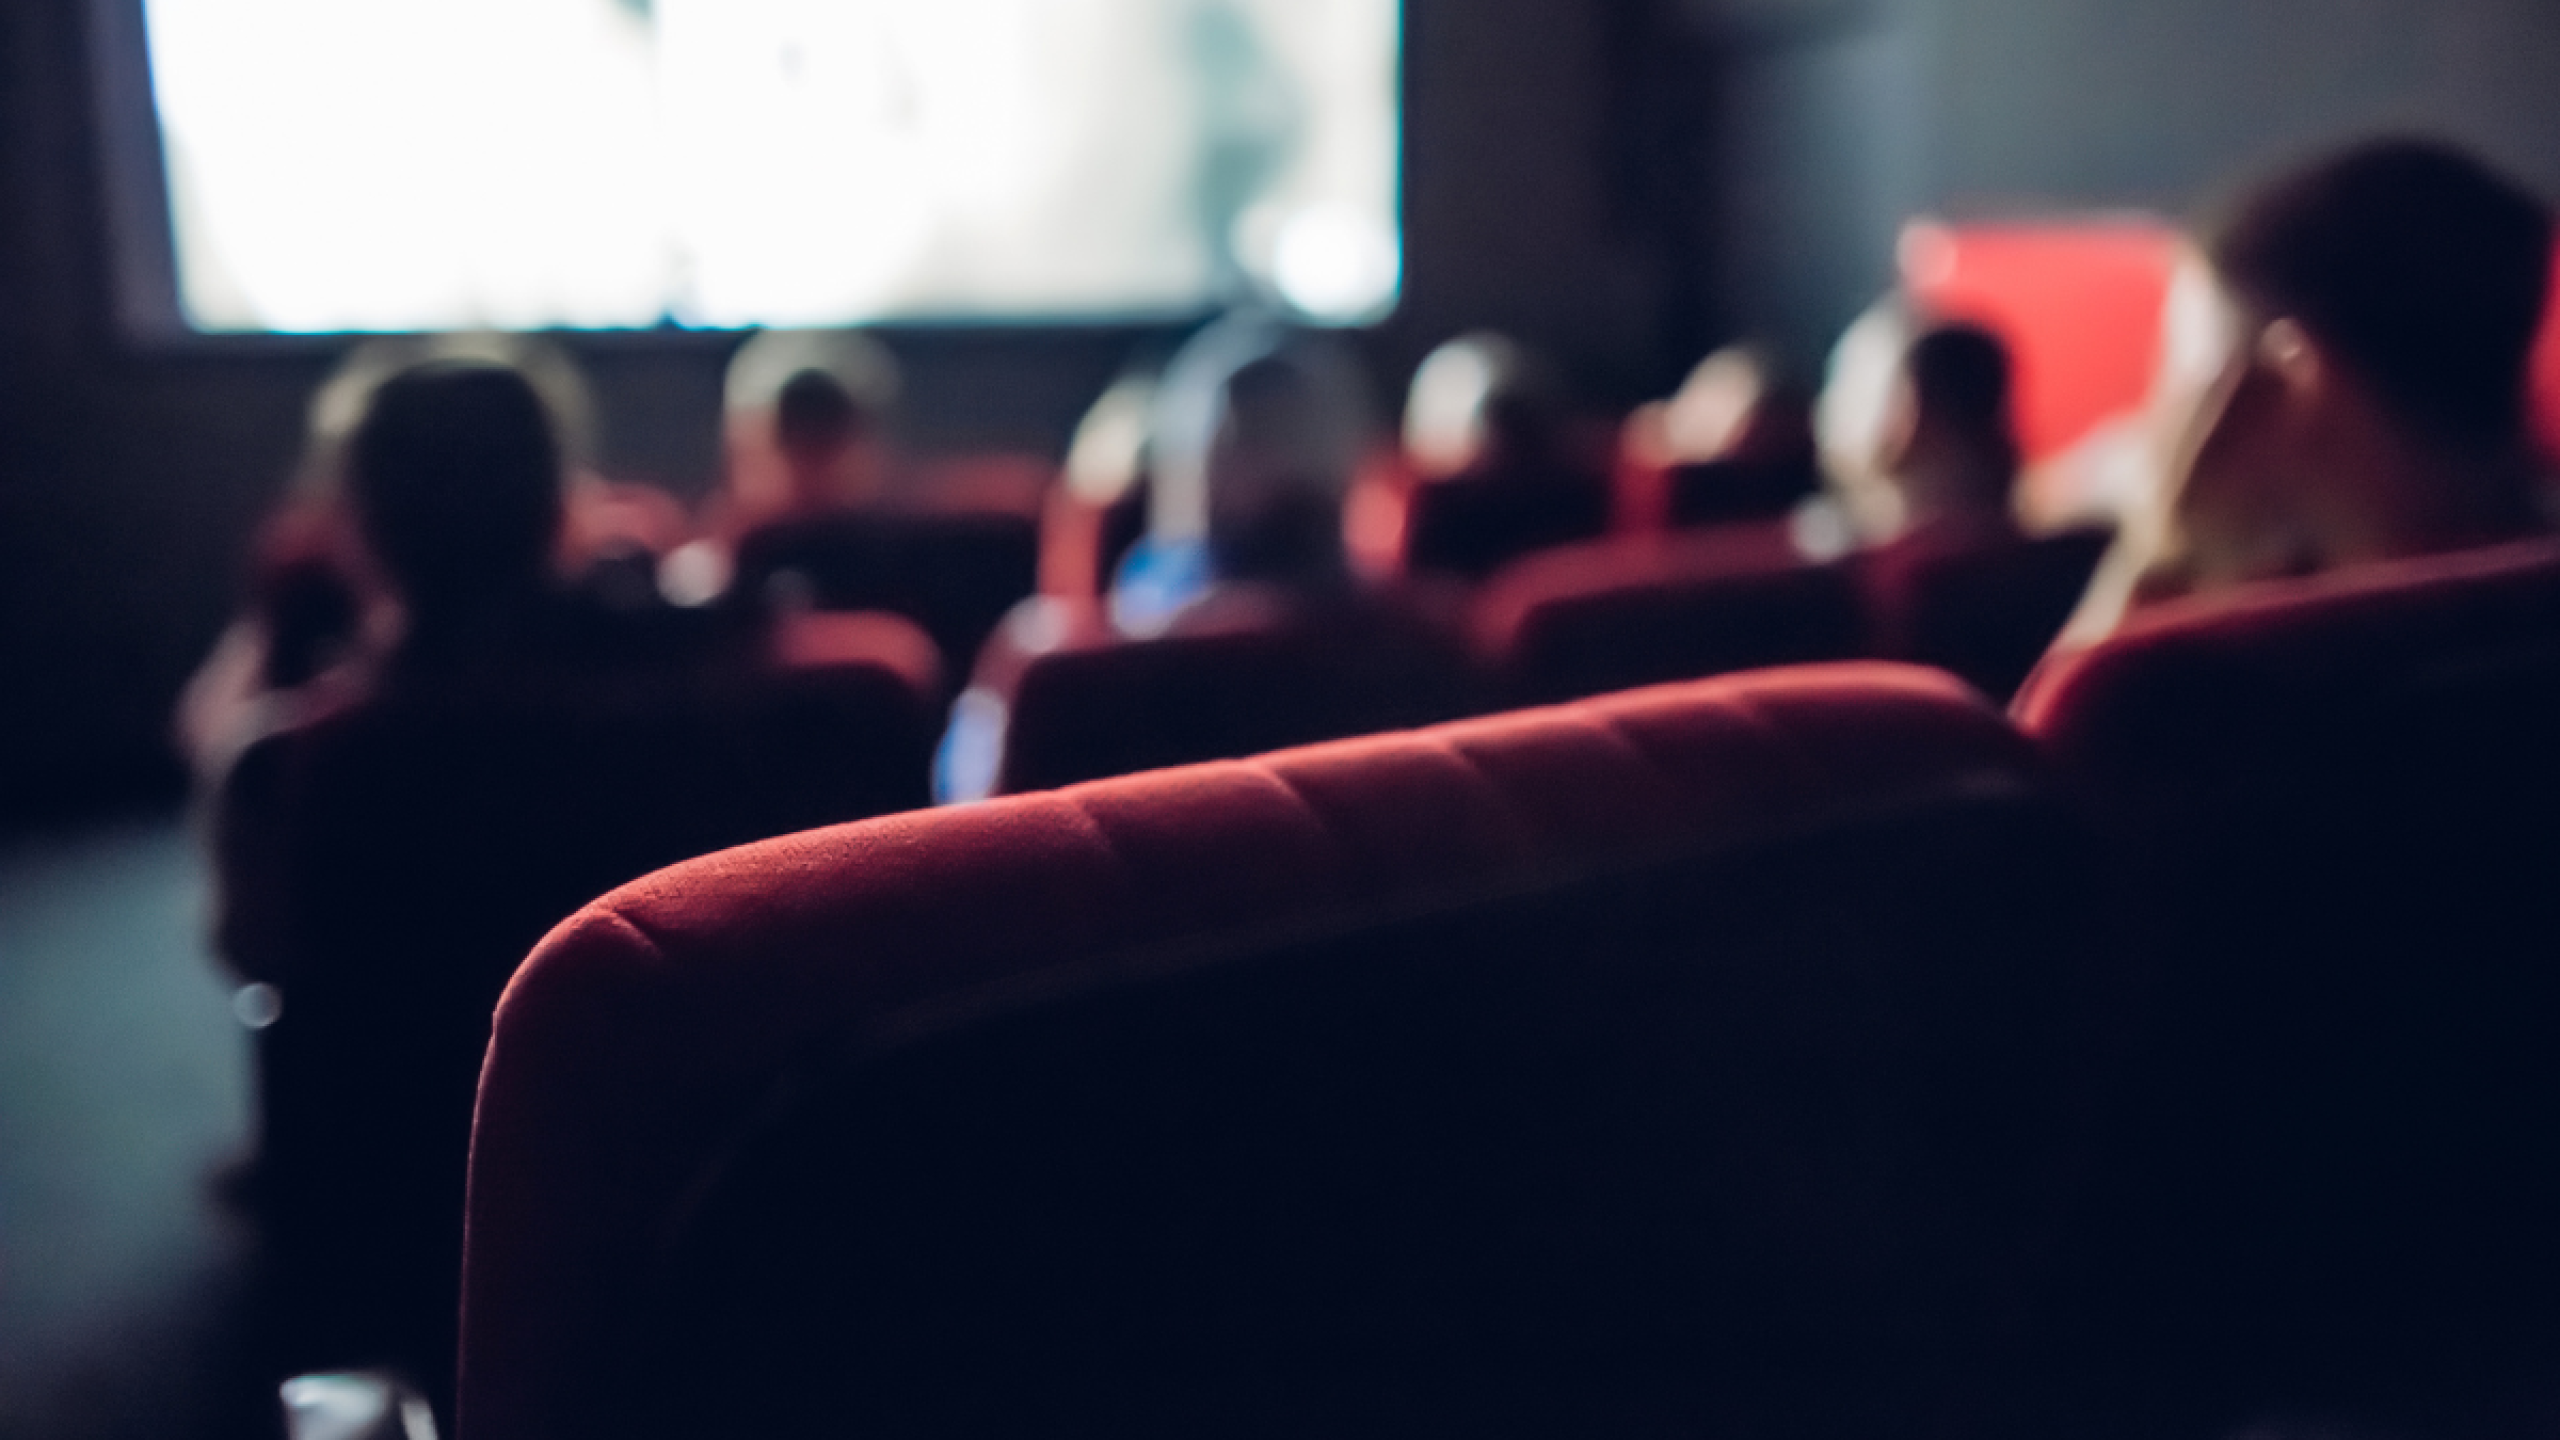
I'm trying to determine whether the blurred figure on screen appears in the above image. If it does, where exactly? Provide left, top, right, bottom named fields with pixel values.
left=2065, top=137, right=2556, bottom=642
left=1111, top=314, right=1370, bottom=632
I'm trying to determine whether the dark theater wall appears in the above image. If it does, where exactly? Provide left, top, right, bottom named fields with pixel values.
left=1701, top=0, right=2560, bottom=367
left=0, top=0, right=1692, bottom=821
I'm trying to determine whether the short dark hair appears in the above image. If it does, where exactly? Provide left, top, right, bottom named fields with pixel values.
left=2207, top=137, right=2553, bottom=446
left=774, top=366, right=872, bottom=457
left=1904, top=322, right=2014, bottom=438
left=348, top=361, right=563, bottom=609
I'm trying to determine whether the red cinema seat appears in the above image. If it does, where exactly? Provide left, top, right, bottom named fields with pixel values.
left=955, top=592, right=1477, bottom=798
left=1393, top=459, right=1613, bottom=581
left=1474, top=523, right=1867, bottom=705
left=2015, top=536, right=2560, bottom=1424
left=1859, top=525, right=2112, bottom=702
left=215, top=615, right=939, bottom=1399
left=461, top=664, right=2106, bottom=1440
left=730, top=509, right=1040, bottom=683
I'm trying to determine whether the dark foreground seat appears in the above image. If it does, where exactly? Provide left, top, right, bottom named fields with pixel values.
left=215, top=615, right=939, bottom=1400
left=2015, top=535, right=2560, bottom=1432
left=1473, top=524, right=1866, bottom=705
left=463, top=663, right=2108, bottom=1440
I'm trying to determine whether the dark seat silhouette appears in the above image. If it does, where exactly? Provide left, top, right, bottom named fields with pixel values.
left=2015, top=535, right=2560, bottom=1429
left=461, top=663, right=2107, bottom=1440
left=1474, top=523, right=1866, bottom=705
left=1860, top=525, right=2111, bottom=701
left=216, top=617, right=938, bottom=1399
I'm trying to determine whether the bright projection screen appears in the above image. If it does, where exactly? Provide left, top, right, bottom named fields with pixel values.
left=133, top=0, right=1400, bottom=333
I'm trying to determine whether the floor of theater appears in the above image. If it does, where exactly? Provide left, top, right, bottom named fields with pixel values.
left=0, top=812, right=277, bottom=1440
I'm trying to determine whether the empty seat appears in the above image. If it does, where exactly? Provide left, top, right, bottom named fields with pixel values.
left=215, top=615, right=938, bottom=1397
left=947, top=590, right=1477, bottom=798
left=730, top=509, right=1040, bottom=681
left=1474, top=523, right=1866, bottom=705
left=1860, top=525, right=2111, bottom=701
left=2014, top=536, right=2560, bottom=1427
left=462, top=663, right=2108, bottom=1440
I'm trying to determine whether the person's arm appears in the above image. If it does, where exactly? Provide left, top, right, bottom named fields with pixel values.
left=175, top=621, right=298, bottom=786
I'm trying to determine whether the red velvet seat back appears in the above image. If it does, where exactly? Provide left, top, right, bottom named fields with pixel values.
left=730, top=510, right=1039, bottom=681
left=462, top=664, right=2108, bottom=1440
left=1859, top=525, right=2111, bottom=702
left=973, top=592, right=1477, bottom=796
left=1396, top=460, right=1612, bottom=580
left=2015, top=537, right=2560, bottom=1423
left=220, top=626, right=936, bottom=1396
left=1474, top=524, right=1866, bottom=705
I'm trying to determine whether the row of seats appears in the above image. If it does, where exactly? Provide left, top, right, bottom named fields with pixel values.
left=219, top=508, right=2111, bottom=1394
left=957, top=517, right=2106, bottom=798
left=456, top=530, right=2560, bottom=1438
left=215, top=413, right=2099, bottom=1402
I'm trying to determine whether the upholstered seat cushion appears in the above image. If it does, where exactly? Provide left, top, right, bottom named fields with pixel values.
left=461, top=662, right=2083, bottom=1439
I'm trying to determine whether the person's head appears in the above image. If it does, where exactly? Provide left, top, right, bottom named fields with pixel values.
left=1403, top=332, right=1563, bottom=478
left=346, top=360, right=566, bottom=630
left=723, top=329, right=901, bottom=514
left=2165, top=138, right=2554, bottom=573
left=1879, top=320, right=2022, bottom=526
left=1621, top=345, right=1810, bottom=471
left=1149, top=316, right=1370, bottom=588
left=299, top=333, right=596, bottom=499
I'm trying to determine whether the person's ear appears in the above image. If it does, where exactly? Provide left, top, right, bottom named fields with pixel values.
left=2257, top=317, right=2329, bottom=411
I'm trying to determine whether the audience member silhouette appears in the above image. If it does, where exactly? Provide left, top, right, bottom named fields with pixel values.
left=934, top=315, right=1467, bottom=801
left=2070, top=137, right=2555, bottom=639
left=1875, top=321, right=2026, bottom=543
left=1390, top=331, right=1608, bottom=579
left=179, top=342, right=627, bottom=774
left=1620, top=343, right=1821, bottom=529
left=1110, top=315, right=1371, bottom=632
left=713, top=328, right=903, bottom=536
left=1839, top=318, right=2111, bottom=699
